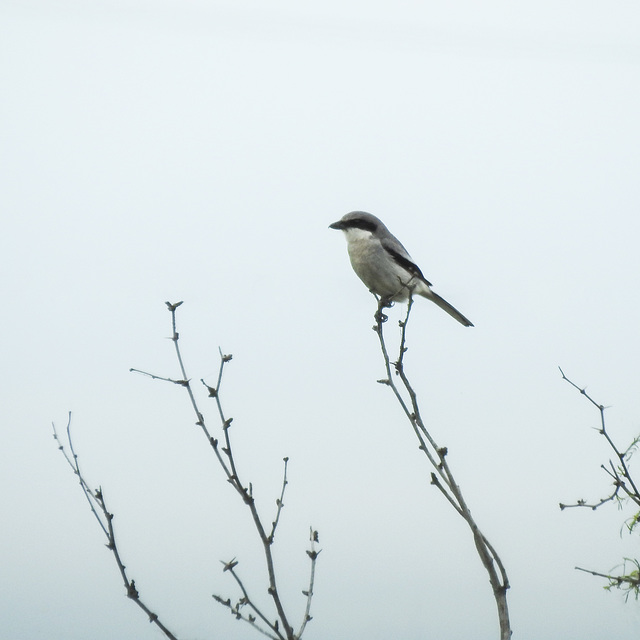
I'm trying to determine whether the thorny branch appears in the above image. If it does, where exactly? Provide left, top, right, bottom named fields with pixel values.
left=373, top=295, right=512, bottom=640
left=559, top=368, right=640, bottom=599
left=212, top=528, right=319, bottom=640
left=130, top=301, right=318, bottom=639
left=52, top=414, right=179, bottom=640
left=558, top=368, right=640, bottom=511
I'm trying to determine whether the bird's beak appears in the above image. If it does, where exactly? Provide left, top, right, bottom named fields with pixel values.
left=329, top=220, right=343, bottom=230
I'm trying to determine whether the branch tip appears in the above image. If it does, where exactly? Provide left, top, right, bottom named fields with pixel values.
left=222, top=558, right=238, bottom=572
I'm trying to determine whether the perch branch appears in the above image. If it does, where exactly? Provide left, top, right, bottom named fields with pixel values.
left=373, top=295, right=511, bottom=640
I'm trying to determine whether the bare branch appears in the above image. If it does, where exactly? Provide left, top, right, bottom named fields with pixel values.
left=60, top=301, right=317, bottom=640
left=373, top=294, right=511, bottom=640
left=219, top=559, right=285, bottom=639
left=131, top=301, right=314, bottom=640
left=268, top=458, right=289, bottom=545
left=296, top=528, right=320, bottom=640
left=559, top=369, right=640, bottom=600
left=559, top=368, right=640, bottom=509
left=52, top=413, right=109, bottom=538
left=52, top=417, right=180, bottom=640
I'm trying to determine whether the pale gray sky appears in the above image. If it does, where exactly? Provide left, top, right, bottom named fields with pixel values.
left=2, top=2, right=640, bottom=639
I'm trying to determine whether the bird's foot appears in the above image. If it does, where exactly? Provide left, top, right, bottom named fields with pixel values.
left=374, top=295, right=394, bottom=324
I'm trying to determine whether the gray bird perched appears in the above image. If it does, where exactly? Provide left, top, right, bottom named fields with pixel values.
left=329, top=211, right=473, bottom=327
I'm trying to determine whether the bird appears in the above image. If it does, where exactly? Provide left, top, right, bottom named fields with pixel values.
left=329, top=211, right=473, bottom=327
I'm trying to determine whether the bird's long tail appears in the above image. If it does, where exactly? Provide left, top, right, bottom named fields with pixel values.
left=421, top=290, right=474, bottom=327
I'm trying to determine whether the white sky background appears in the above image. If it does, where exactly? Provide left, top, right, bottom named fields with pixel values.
left=2, top=1, right=640, bottom=638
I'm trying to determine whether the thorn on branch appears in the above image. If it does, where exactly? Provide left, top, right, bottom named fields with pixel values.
left=377, top=378, right=391, bottom=385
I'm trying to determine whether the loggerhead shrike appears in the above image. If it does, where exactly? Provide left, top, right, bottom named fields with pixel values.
left=329, top=211, right=473, bottom=327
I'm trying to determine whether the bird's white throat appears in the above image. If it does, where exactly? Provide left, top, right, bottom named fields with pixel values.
left=342, top=227, right=374, bottom=243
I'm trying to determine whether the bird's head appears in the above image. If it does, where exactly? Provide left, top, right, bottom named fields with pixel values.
left=329, top=211, right=382, bottom=234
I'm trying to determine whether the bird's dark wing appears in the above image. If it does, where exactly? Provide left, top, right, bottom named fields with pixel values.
left=383, top=245, right=433, bottom=287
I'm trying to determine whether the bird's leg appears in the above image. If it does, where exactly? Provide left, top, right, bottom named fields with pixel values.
left=374, top=293, right=393, bottom=323
left=392, top=275, right=416, bottom=301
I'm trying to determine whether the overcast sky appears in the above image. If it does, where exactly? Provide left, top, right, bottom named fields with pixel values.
left=2, top=2, right=640, bottom=639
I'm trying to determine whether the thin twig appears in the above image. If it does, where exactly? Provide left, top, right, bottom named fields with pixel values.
left=53, top=414, right=108, bottom=538
left=224, top=561, right=284, bottom=639
left=296, top=528, right=320, bottom=640
left=212, top=593, right=280, bottom=640
left=53, top=416, right=180, bottom=640
left=268, top=458, right=289, bottom=544
left=576, top=562, right=640, bottom=601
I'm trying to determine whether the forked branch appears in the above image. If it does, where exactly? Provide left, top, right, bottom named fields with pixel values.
left=130, top=301, right=318, bottom=639
left=373, top=295, right=511, bottom=640
left=559, top=369, right=640, bottom=599
left=559, top=368, right=640, bottom=510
